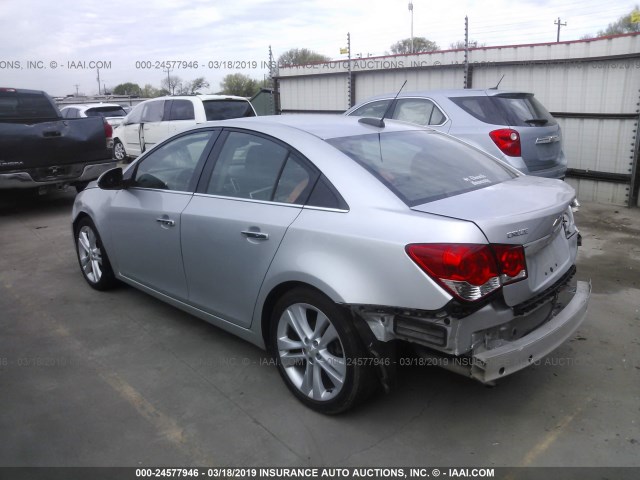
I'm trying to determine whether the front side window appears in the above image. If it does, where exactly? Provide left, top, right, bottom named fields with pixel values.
left=141, top=100, right=164, bottom=123
left=349, top=99, right=390, bottom=118
left=328, top=131, right=516, bottom=205
left=132, top=131, right=213, bottom=191
left=206, top=131, right=315, bottom=204
left=126, top=102, right=145, bottom=124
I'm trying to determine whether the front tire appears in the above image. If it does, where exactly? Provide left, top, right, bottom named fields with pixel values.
left=270, top=288, right=376, bottom=414
left=75, top=218, right=117, bottom=290
left=113, top=139, right=127, bottom=162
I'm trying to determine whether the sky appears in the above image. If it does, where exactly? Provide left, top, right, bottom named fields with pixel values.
left=0, top=0, right=635, bottom=97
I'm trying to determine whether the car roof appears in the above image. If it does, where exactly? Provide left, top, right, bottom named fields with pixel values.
left=201, top=114, right=428, bottom=140
left=355, top=88, right=533, bottom=102
left=155, top=94, right=251, bottom=102
left=60, top=103, right=125, bottom=110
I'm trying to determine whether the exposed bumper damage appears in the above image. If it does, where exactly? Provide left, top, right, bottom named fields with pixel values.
left=348, top=272, right=590, bottom=385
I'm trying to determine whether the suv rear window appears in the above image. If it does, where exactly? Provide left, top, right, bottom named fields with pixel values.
left=203, top=100, right=255, bottom=120
left=0, top=91, right=59, bottom=120
left=450, top=94, right=556, bottom=127
left=328, top=131, right=515, bottom=205
left=85, top=106, right=128, bottom=118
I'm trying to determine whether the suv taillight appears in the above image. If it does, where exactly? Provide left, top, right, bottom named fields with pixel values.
left=489, top=128, right=521, bottom=157
left=406, top=243, right=527, bottom=302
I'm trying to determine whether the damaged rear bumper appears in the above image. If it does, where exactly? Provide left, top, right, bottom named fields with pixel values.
left=470, top=280, right=591, bottom=382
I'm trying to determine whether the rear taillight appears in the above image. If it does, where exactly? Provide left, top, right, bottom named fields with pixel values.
left=406, top=243, right=527, bottom=302
left=489, top=128, right=521, bottom=157
left=103, top=120, right=113, bottom=139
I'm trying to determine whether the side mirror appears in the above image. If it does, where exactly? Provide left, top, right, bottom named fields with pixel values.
left=98, top=167, right=125, bottom=190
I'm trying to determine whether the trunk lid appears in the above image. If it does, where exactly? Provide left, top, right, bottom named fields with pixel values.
left=411, top=176, right=577, bottom=305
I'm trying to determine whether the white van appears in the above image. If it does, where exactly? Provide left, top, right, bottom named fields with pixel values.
left=112, top=95, right=256, bottom=161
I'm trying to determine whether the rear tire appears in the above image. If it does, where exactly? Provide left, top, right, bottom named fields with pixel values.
left=113, top=139, right=127, bottom=162
left=74, top=217, right=117, bottom=290
left=270, top=287, right=376, bottom=414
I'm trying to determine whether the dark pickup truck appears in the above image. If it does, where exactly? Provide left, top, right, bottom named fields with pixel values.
left=0, top=87, right=116, bottom=193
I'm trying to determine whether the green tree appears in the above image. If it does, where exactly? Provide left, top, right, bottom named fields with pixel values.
left=278, top=48, right=331, bottom=66
left=113, top=82, right=142, bottom=96
left=141, top=83, right=163, bottom=98
left=582, top=6, right=640, bottom=38
left=390, top=37, right=439, bottom=54
left=219, top=73, right=260, bottom=97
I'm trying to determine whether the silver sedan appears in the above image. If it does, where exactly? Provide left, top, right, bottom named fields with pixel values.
left=72, top=115, right=590, bottom=413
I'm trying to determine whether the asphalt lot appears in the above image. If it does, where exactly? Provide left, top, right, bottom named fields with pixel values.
left=0, top=189, right=638, bottom=468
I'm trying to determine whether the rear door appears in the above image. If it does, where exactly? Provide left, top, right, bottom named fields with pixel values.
left=181, top=129, right=317, bottom=327
left=492, top=93, right=563, bottom=173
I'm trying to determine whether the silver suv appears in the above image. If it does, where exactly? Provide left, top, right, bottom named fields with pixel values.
left=346, top=89, right=567, bottom=179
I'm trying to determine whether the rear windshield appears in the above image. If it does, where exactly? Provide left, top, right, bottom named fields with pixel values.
left=328, top=131, right=516, bottom=206
left=450, top=94, right=556, bottom=127
left=85, top=106, right=127, bottom=118
left=0, top=91, right=59, bottom=120
left=203, top=100, right=255, bottom=120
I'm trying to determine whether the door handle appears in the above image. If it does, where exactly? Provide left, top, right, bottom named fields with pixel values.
left=156, top=217, right=175, bottom=227
left=241, top=230, right=269, bottom=240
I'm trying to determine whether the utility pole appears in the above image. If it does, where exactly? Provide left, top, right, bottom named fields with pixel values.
left=408, top=2, right=414, bottom=53
left=347, top=32, right=352, bottom=108
left=554, top=17, right=567, bottom=42
left=96, top=68, right=101, bottom=95
left=163, top=67, right=173, bottom=95
left=464, top=16, right=470, bottom=89
left=74, top=84, right=79, bottom=96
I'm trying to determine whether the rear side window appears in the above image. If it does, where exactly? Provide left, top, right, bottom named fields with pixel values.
left=494, top=94, right=557, bottom=127
left=203, top=100, right=255, bottom=120
left=0, top=91, right=59, bottom=120
left=449, top=96, right=507, bottom=125
left=328, top=131, right=516, bottom=205
left=167, top=100, right=195, bottom=121
left=393, top=98, right=446, bottom=126
left=450, top=94, right=557, bottom=127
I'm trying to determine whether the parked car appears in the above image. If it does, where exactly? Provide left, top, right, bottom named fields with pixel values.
left=60, top=103, right=128, bottom=128
left=72, top=115, right=589, bottom=413
left=111, top=95, right=257, bottom=162
left=0, top=87, right=115, bottom=193
left=345, top=89, right=567, bottom=179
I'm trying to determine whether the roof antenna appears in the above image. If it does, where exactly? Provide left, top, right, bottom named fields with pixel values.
left=359, top=80, right=407, bottom=128
left=490, top=74, right=505, bottom=90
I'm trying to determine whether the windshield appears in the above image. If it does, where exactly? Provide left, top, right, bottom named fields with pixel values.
left=203, top=100, right=255, bottom=120
left=86, top=106, right=128, bottom=118
left=328, top=131, right=516, bottom=205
